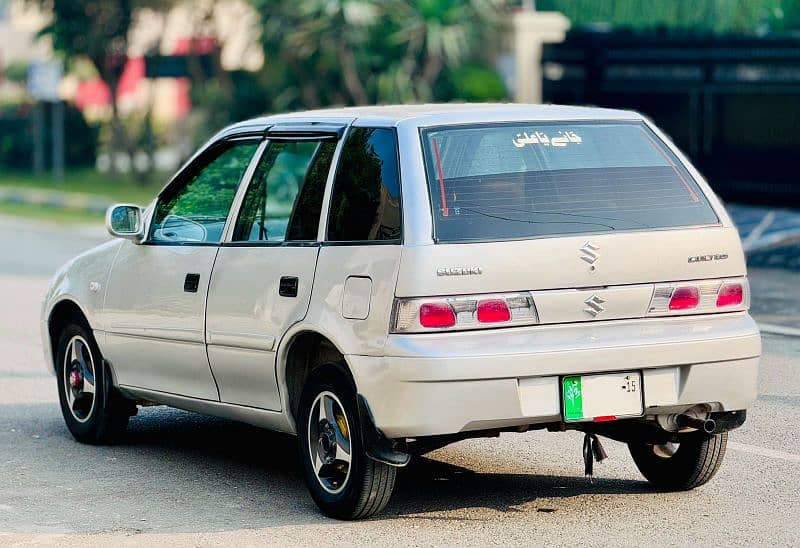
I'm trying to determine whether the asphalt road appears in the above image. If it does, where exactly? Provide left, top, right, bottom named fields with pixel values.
left=1, top=217, right=798, bottom=547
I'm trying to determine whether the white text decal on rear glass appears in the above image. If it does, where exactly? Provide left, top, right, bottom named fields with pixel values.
left=512, top=131, right=582, bottom=148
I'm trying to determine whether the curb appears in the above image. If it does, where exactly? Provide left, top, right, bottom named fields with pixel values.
left=0, top=186, right=113, bottom=215
left=758, top=323, right=800, bottom=337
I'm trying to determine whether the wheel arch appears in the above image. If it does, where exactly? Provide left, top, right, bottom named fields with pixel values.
left=277, top=325, right=356, bottom=433
left=46, top=298, right=92, bottom=373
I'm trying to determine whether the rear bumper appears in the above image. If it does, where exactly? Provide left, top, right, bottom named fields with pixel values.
left=347, top=312, right=761, bottom=438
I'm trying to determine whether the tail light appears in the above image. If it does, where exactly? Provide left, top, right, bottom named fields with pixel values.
left=648, top=277, right=749, bottom=316
left=716, top=283, right=744, bottom=307
left=419, top=303, right=456, bottom=328
left=476, top=299, right=511, bottom=323
left=669, top=287, right=699, bottom=310
left=392, top=292, right=538, bottom=333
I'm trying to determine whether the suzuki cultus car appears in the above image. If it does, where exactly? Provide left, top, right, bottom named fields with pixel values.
left=42, top=104, right=760, bottom=519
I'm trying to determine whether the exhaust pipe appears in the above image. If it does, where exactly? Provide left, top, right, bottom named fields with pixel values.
left=676, top=413, right=716, bottom=434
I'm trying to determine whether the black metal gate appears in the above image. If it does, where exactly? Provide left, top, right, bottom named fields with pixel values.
left=542, top=31, right=800, bottom=206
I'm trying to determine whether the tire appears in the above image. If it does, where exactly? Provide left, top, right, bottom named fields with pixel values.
left=297, top=365, right=396, bottom=519
left=628, top=431, right=728, bottom=490
left=55, top=316, right=134, bottom=444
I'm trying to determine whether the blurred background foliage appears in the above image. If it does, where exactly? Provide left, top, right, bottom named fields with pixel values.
left=21, top=0, right=509, bottom=181
left=4, top=0, right=800, bottom=199
left=253, top=0, right=508, bottom=109
left=537, top=0, right=800, bottom=35
left=0, top=102, right=97, bottom=169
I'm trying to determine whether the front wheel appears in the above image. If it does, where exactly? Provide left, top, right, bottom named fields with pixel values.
left=298, top=366, right=396, bottom=519
left=628, top=431, right=728, bottom=490
left=55, top=318, right=134, bottom=444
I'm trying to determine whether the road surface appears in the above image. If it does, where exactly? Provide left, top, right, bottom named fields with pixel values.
left=0, top=217, right=798, bottom=546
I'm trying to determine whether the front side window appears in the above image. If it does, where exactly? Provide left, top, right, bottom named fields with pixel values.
left=327, top=127, right=402, bottom=242
left=232, top=139, right=336, bottom=242
left=151, top=141, right=258, bottom=243
left=421, top=121, right=719, bottom=243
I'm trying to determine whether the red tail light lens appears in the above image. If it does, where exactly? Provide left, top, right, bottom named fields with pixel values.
left=477, top=299, right=511, bottom=323
left=669, top=287, right=699, bottom=310
left=392, top=292, right=539, bottom=333
left=649, top=277, right=749, bottom=316
left=716, top=283, right=743, bottom=307
left=419, top=303, right=456, bottom=328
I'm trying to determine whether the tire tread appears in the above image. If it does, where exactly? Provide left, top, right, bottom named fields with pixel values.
left=629, top=431, right=728, bottom=491
left=298, top=366, right=396, bottom=520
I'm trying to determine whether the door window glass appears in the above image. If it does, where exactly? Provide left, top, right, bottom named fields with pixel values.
left=232, top=140, right=336, bottom=242
left=151, top=142, right=258, bottom=243
left=327, top=127, right=401, bottom=242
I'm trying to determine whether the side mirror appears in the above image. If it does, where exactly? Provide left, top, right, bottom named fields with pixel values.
left=106, top=204, right=144, bottom=242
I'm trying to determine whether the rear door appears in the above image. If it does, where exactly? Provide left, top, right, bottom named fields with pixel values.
left=205, top=127, right=341, bottom=410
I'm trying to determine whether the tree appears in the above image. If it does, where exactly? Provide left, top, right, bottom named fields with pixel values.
left=251, top=0, right=509, bottom=110
left=34, top=1, right=139, bottom=173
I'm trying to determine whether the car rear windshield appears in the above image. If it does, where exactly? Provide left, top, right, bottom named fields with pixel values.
left=421, top=121, right=719, bottom=243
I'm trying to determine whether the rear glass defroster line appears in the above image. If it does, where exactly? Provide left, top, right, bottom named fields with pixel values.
left=639, top=127, right=699, bottom=203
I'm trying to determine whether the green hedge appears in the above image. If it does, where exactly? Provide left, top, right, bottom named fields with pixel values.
left=0, top=103, right=98, bottom=169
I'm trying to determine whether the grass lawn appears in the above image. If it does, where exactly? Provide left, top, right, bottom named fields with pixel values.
left=0, top=169, right=166, bottom=223
left=0, top=202, right=105, bottom=224
left=0, top=169, right=165, bottom=206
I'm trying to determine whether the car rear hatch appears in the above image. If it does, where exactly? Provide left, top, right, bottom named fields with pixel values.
left=392, top=120, right=748, bottom=332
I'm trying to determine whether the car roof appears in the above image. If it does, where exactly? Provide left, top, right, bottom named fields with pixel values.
left=225, top=103, right=645, bottom=133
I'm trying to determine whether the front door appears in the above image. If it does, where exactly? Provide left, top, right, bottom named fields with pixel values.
left=103, top=139, right=261, bottom=399
left=206, top=135, right=339, bottom=410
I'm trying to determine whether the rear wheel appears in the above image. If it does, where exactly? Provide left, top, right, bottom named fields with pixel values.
left=55, top=318, right=134, bottom=444
left=298, top=366, right=396, bottom=519
left=628, top=431, right=728, bottom=490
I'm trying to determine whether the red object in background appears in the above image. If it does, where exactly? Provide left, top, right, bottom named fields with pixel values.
left=74, top=79, right=113, bottom=110
left=74, top=57, right=145, bottom=110
left=73, top=35, right=218, bottom=117
left=173, top=36, right=218, bottom=55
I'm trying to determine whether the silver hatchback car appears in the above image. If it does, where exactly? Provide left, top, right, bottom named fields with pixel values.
left=41, top=104, right=760, bottom=519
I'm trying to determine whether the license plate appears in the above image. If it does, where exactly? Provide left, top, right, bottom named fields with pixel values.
left=562, top=371, right=643, bottom=422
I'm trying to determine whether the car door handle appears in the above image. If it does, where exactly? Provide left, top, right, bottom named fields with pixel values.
left=279, top=276, right=299, bottom=297
left=184, top=273, right=201, bottom=293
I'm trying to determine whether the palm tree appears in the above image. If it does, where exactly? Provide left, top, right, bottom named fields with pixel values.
left=255, top=0, right=508, bottom=107
left=382, top=0, right=505, bottom=101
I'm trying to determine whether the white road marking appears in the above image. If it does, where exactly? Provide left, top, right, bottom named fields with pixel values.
left=728, top=441, right=800, bottom=463
left=758, top=323, right=800, bottom=337
left=742, top=211, right=776, bottom=250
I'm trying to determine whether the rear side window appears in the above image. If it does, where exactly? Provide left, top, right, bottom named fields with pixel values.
left=421, top=121, right=719, bottom=243
left=233, top=140, right=336, bottom=242
left=327, top=127, right=402, bottom=242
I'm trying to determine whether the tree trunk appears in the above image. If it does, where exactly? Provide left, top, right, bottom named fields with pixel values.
left=337, top=43, right=369, bottom=105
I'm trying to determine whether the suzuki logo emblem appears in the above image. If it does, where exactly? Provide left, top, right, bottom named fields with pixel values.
left=579, top=242, right=599, bottom=271
left=583, top=294, right=606, bottom=317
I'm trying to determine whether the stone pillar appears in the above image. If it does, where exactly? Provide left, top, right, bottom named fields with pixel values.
left=512, top=10, right=570, bottom=104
